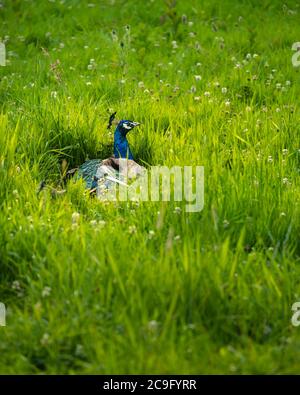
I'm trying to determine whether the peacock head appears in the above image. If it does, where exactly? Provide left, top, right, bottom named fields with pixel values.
left=116, top=120, right=140, bottom=136
left=113, top=120, right=140, bottom=160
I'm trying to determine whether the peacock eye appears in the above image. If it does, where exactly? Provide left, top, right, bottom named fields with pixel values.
left=123, top=122, right=131, bottom=130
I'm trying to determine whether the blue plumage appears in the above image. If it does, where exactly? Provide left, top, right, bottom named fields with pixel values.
left=114, top=120, right=140, bottom=159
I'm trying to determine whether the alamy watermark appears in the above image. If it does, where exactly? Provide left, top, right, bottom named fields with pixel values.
left=0, top=302, right=6, bottom=326
left=0, top=42, right=5, bottom=66
left=291, top=302, right=300, bottom=327
left=292, top=42, right=300, bottom=67
left=97, top=161, right=204, bottom=213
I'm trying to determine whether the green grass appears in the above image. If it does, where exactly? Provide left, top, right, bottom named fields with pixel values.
left=0, top=0, right=300, bottom=374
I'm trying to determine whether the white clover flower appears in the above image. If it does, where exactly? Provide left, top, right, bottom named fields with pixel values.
left=282, top=149, right=288, bottom=155
left=268, top=156, right=273, bottom=163
left=147, top=320, right=159, bottom=331
left=171, top=40, right=178, bottom=49
left=50, top=91, right=57, bottom=98
left=204, top=91, right=210, bottom=97
left=246, top=53, right=252, bottom=60
left=138, top=81, right=144, bottom=88
left=194, top=96, right=201, bottom=101
left=225, top=100, right=230, bottom=106
left=222, top=220, right=229, bottom=228
left=174, top=207, right=182, bottom=214
left=190, top=85, right=196, bottom=93
left=86, top=81, right=92, bottom=86
left=194, top=75, right=202, bottom=81
left=41, top=333, right=50, bottom=346
left=148, top=230, right=155, bottom=239
left=221, top=87, right=227, bottom=94
left=42, top=286, right=52, bottom=298
left=286, top=80, right=291, bottom=86
left=12, top=280, right=21, bottom=290
left=128, top=225, right=137, bottom=234
left=72, top=212, right=80, bottom=224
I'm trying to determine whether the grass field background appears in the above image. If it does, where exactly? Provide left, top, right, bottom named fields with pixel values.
left=0, top=0, right=300, bottom=373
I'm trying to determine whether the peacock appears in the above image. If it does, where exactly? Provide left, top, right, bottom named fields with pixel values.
left=76, top=115, right=145, bottom=196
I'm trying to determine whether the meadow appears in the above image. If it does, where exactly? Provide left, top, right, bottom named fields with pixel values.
left=0, top=0, right=300, bottom=374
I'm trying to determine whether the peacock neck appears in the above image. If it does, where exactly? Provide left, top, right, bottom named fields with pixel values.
left=113, top=127, right=134, bottom=160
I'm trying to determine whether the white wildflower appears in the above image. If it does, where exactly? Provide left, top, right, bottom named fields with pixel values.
left=148, top=230, right=155, bottom=239
left=72, top=212, right=80, bottom=224
left=42, top=286, right=52, bottom=298
left=128, top=225, right=137, bottom=234
left=41, top=333, right=50, bottom=346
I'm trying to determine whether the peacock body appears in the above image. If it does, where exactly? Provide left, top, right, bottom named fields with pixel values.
left=77, top=119, right=144, bottom=195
